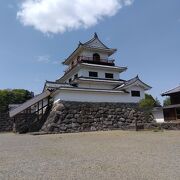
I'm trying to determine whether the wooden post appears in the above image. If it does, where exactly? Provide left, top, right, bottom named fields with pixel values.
left=41, top=100, right=44, bottom=121
left=135, top=118, right=138, bottom=131
left=47, top=96, right=50, bottom=107
left=13, top=117, right=16, bottom=133
left=37, top=102, right=39, bottom=120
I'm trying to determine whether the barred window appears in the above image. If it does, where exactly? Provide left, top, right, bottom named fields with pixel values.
left=131, top=91, right=140, bottom=97
left=89, top=71, right=98, bottom=77
left=105, top=73, right=114, bottom=79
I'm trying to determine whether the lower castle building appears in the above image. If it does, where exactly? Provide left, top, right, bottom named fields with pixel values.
left=44, top=33, right=151, bottom=103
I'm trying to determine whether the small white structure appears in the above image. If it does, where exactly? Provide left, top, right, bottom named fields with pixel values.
left=43, top=33, right=151, bottom=103
left=152, top=107, right=164, bottom=123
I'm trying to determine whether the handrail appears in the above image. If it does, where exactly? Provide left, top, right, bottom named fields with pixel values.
left=78, top=56, right=115, bottom=63
left=64, top=56, right=115, bottom=74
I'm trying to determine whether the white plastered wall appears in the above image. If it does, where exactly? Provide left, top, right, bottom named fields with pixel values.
left=80, top=49, right=109, bottom=59
left=77, top=82, right=116, bottom=89
left=53, top=86, right=145, bottom=103
left=63, top=66, right=120, bottom=84
left=126, top=85, right=145, bottom=100
left=152, top=110, right=164, bottom=123
left=78, top=67, right=120, bottom=80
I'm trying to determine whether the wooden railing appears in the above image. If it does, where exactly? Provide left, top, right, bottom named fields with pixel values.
left=64, top=56, right=115, bottom=74
left=78, top=56, right=114, bottom=64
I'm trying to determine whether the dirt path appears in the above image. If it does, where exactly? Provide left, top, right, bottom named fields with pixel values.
left=0, top=131, right=180, bottom=180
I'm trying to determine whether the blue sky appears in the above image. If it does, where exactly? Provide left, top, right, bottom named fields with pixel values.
left=0, top=0, right=180, bottom=103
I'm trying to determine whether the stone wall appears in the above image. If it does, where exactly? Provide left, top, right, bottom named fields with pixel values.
left=1, top=102, right=180, bottom=134
left=14, top=113, right=42, bottom=133
left=0, top=113, right=13, bottom=132
left=41, top=101, right=154, bottom=133
left=0, top=112, right=41, bottom=133
left=144, top=122, right=180, bottom=130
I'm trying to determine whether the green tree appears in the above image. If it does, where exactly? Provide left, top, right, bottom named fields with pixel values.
left=155, top=97, right=161, bottom=107
left=139, top=94, right=161, bottom=110
left=163, top=97, right=171, bottom=106
left=0, top=89, right=34, bottom=113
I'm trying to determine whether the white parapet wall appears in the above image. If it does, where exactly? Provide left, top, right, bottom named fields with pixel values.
left=53, top=88, right=145, bottom=103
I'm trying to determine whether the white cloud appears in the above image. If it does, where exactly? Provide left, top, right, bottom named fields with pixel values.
left=36, top=55, right=60, bottom=64
left=17, top=0, right=134, bottom=34
left=37, top=55, right=50, bottom=63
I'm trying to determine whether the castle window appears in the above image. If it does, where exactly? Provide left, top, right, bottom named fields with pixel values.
left=89, top=71, right=98, bottom=77
left=93, top=53, right=100, bottom=62
left=131, top=91, right=140, bottom=97
left=105, top=73, right=114, bottom=79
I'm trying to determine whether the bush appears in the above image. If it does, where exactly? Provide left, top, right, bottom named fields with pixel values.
left=0, top=89, right=34, bottom=113
left=163, top=97, right=171, bottom=106
left=139, top=94, right=161, bottom=110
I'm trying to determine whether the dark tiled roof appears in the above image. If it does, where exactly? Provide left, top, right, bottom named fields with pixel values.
left=162, top=86, right=180, bottom=96
left=82, top=32, right=109, bottom=49
left=44, top=81, right=74, bottom=91
left=115, top=75, right=152, bottom=90
left=163, top=103, right=180, bottom=109
left=124, top=76, right=139, bottom=86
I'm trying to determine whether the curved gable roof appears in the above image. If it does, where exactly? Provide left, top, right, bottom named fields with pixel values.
left=115, top=75, right=152, bottom=91
left=82, top=33, right=109, bottom=49
left=63, top=33, right=116, bottom=65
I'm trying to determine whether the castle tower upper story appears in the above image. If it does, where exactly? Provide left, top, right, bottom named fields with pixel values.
left=57, top=33, right=127, bottom=85
left=63, top=33, right=118, bottom=74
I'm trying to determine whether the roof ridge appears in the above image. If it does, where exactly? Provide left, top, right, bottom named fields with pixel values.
left=115, top=76, right=151, bottom=90
left=82, top=33, right=109, bottom=49
left=162, top=85, right=180, bottom=96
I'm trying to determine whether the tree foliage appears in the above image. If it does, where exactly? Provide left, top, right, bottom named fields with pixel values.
left=155, top=97, right=161, bottom=107
left=163, top=97, right=171, bottom=106
left=139, top=94, right=161, bottom=110
left=0, top=89, right=34, bottom=113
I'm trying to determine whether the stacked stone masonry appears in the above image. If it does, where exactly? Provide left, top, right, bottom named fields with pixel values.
left=144, top=122, right=180, bottom=130
left=1, top=101, right=180, bottom=133
left=41, top=101, right=154, bottom=133
left=14, top=114, right=42, bottom=133
left=0, top=113, right=13, bottom=132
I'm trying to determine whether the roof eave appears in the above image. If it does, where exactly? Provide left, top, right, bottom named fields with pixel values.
left=56, top=64, right=81, bottom=83
left=161, top=86, right=180, bottom=96
left=115, top=78, right=152, bottom=91
left=53, top=86, right=127, bottom=94
left=162, top=93, right=172, bottom=96
left=63, top=46, right=117, bottom=65
left=63, top=45, right=83, bottom=65
left=74, top=77, right=125, bottom=85
left=81, top=63, right=127, bottom=72
left=82, top=45, right=117, bottom=55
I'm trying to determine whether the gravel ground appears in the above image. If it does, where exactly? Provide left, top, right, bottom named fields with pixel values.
left=0, top=131, right=180, bottom=180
